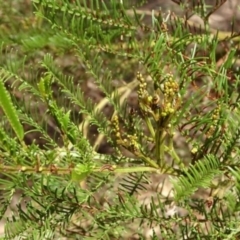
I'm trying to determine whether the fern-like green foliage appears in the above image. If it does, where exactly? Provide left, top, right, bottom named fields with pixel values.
left=1, top=0, right=240, bottom=239
left=172, top=154, right=221, bottom=201
left=0, top=73, right=24, bottom=141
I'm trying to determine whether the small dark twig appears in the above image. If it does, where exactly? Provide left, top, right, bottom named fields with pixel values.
left=204, top=0, right=227, bottom=21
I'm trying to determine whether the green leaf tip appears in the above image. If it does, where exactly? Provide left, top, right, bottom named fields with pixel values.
left=71, top=163, right=94, bottom=182
left=0, top=79, right=24, bottom=141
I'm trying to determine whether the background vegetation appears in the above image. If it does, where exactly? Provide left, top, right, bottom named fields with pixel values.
left=1, top=0, right=240, bottom=239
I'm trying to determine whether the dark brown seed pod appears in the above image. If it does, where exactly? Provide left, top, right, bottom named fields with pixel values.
left=151, top=94, right=161, bottom=110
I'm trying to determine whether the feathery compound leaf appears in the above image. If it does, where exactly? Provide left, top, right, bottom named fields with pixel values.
left=0, top=75, right=24, bottom=141
left=172, top=154, right=221, bottom=201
